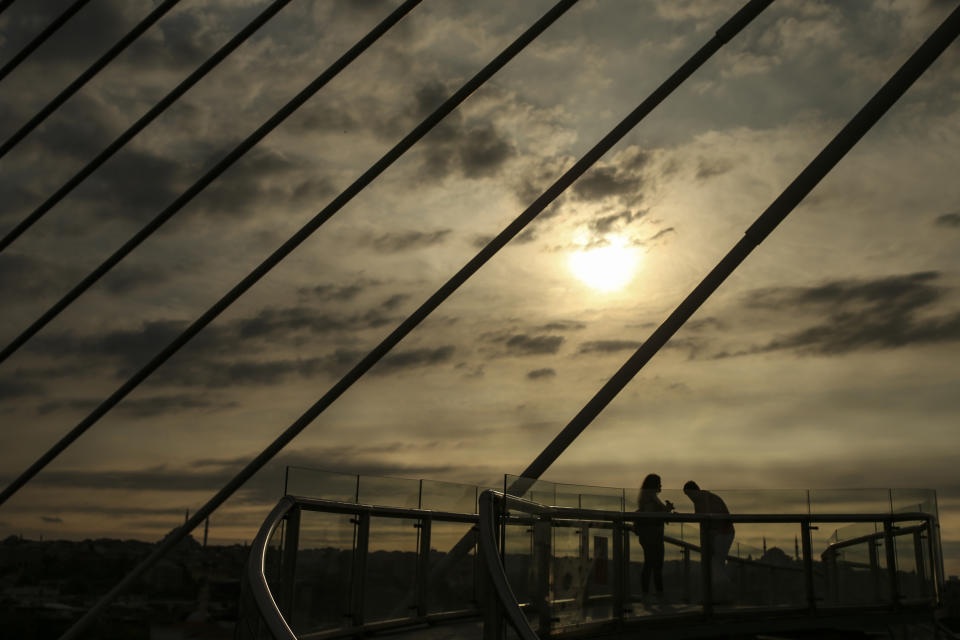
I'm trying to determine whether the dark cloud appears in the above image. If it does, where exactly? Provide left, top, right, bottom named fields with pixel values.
left=695, top=156, right=734, bottom=180
left=36, top=394, right=238, bottom=417
left=589, top=209, right=644, bottom=234
left=376, top=345, right=456, bottom=374
left=457, top=123, right=516, bottom=179
left=303, top=280, right=381, bottom=302
left=40, top=516, right=63, bottom=524
left=380, top=294, right=410, bottom=310
left=197, top=147, right=336, bottom=219
left=368, top=229, right=452, bottom=252
left=535, top=321, right=586, bottom=332
left=526, top=368, right=556, bottom=380
left=934, top=212, right=960, bottom=227
left=572, top=150, right=649, bottom=204
left=0, top=375, right=45, bottom=400
left=645, top=227, right=675, bottom=243
left=731, top=272, right=960, bottom=357
left=501, top=334, right=564, bottom=356
left=578, top=340, right=642, bottom=354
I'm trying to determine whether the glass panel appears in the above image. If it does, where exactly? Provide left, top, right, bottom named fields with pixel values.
left=505, top=474, right=557, bottom=506
left=364, top=516, right=419, bottom=622
left=421, top=479, right=477, bottom=513
left=427, top=521, right=478, bottom=613
left=358, top=475, right=421, bottom=508
left=816, top=521, right=889, bottom=606
left=285, top=466, right=357, bottom=502
left=891, top=488, right=938, bottom=516
left=809, top=489, right=892, bottom=515
left=290, top=509, right=355, bottom=634
left=717, top=523, right=806, bottom=610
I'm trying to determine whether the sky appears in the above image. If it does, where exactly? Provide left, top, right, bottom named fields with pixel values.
left=0, top=0, right=959, bottom=577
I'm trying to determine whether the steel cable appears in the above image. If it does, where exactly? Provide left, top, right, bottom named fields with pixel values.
left=0, top=0, right=294, bottom=253
left=54, top=3, right=580, bottom=636
left=1, top=0, right=570, bottom=508
left=0, top=0, right=422, bottom=366
left=514, top=1, right=960, bottom=490
left=0, top=0, right=181, bottom=159
left=52, top=1, right=791, bottom=637
left=0, top=0, right=92, bottom=84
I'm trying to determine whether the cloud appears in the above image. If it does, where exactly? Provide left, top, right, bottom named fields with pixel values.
left=935, top=212, right=960, bottom=227
left=302, top=279, right=382, bottom=302
left=728, top=272, right=960, bottom=357
left=588, top=209, right=645, bottom=234
left=40, top=516, right=63, bottom=524
left=457, top=123, right=516, bottom=178
left=526, top=368, right=556, bottom=380
left=578, top=340, right=642, bottom=354
left=36, top=394, right=238, bottom=417
left=367, top=229, right=452, bottom=252
left=696, top=156, right=735, bottom=180
left=486, top=333, right=564, bottom=357
left=376, top=345, right=456, bottom=375
left=571, top=149, right=649, bottom=204
left=535, top=321, right=586, bottom=332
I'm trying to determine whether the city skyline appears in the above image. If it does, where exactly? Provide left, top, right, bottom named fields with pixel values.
left=0, top=0, right=958, bottom=579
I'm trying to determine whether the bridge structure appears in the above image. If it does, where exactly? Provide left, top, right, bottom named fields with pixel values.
left=239, top=468, right=945, bottom=639
left=0, top=1, right=958, bottom=639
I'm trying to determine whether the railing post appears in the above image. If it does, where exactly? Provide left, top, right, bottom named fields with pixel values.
left=416, top=516, right=432, bottom=617
left=612, top=520, right=625, bottom=622
left=279, top=505, right=300, bottom=622
left=913, top=527, right=927, bottom=598
left=801, top=520, right=816, bottom=611
left=884, top=520, right=900, bottom=609
left=683, top=547, right=691, bottom=604
left=480, top=521, right=504, bottom=640
left=869, top=536, right=882, bottom=602
left=700, top=521, right=713, bottom=615
left=533, top=518, right=552, bottom=635
left=823, top=547, right=839, bottom=605
left=350, top=511, right=370, bottom=628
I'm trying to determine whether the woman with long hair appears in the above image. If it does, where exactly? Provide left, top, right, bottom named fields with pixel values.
left=635, top=473, right=674, bottom=601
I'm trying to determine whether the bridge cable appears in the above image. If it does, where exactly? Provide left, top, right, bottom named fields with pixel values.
left=53, top=1, right=779, bottom=637
left=0, top=0, right=181, bottom=160
left=0, top=0, right=569, bottom=510
left=511, top=1, right=960, bottom=495
left=0, top=0, right=93, bottom=84
left=0, top=0, right=295, bottom=253
left=0, top=0, right=421, bottom=366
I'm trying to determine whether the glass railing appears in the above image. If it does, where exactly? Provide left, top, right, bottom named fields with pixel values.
left=240, top=469, right=942, bottom=639
left=493, top=478, right=941, bottom=636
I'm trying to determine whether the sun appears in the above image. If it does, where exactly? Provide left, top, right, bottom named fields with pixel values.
left=568, top=236, right=640, bottom=292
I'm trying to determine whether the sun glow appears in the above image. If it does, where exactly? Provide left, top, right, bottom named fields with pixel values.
left=568, top=236, right=640, bottom=292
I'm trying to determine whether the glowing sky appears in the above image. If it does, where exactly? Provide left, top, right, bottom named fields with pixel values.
left=0, top=0, right=959, bottom=574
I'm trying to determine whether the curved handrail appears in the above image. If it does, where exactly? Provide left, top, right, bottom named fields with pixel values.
left=478, top=490, right=540, bottom=640
left=247, top=496, right=298, bottom=640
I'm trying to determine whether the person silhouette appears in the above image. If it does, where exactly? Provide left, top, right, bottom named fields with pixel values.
left=635, top=473, right=673, bottom=602
left=683, top=480, right=735, bottom=597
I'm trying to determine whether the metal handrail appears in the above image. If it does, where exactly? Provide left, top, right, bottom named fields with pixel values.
left=478, top=491, right=540, bottom=640
left=245, top=491, right=941, bottom=640
left=247, top=496, right=298, bottom=640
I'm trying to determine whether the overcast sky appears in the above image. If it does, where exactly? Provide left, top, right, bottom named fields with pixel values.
left=0, top=0, right=959, bottom=575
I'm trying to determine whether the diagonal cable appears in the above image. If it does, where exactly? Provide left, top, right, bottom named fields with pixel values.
left=55, top=1, right=776, bottom=637
left=0, top=0, right=17, bottom=18
left=0, top=0, right=574, bottom=506
left=512, top=1, right=960, bottom=492
left=54, top=3, right=581, bottom=636
left=0, top=0, right=422, bottom=366
left=0, top=0, right=92, bottom=84
left=0, top=0, right=294, bottom=253
left=0, top=0, right=181, bottom=159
